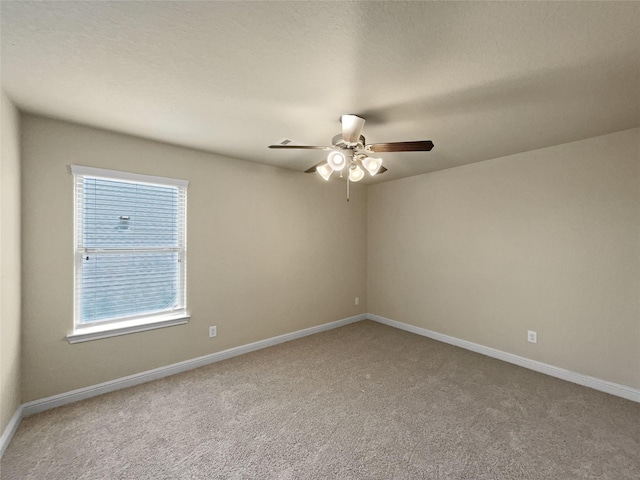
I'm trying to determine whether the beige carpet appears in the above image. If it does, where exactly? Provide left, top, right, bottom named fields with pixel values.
left=2, top=320, right=639, bottom=479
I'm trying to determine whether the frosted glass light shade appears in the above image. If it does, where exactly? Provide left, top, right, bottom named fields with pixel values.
left=327, top=150, right=346, bottom=171
left=363, top=156, right=382, bottom=176
left=349, top=165, right=365, bottom=182
left=316, top=163, right=332, bottom=181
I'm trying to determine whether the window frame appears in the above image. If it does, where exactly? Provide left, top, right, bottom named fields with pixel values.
left=67, top=165, right=189, bottom=344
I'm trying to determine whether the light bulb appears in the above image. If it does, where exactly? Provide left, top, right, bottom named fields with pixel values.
left=362, top=156, right=382, bottom=176
left=349, top=165, right=365, bottom=182
left=327, top=150, right=346, bottom=171
left=316, top=163, right=332, bottom=181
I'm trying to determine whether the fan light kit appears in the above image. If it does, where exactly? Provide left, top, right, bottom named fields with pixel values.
left=269, top=114, right=434, bottom=200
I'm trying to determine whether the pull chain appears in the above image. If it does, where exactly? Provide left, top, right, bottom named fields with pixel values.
left=346, top=175, right=350, bottom=202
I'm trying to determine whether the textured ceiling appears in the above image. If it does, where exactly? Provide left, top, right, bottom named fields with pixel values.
left=2, top=1, right=639, bottom=183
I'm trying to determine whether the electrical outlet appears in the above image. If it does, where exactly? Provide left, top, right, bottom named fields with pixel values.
left=527, top=330, right=537, bottom=343
left=355, top=297, right=360, bottom=306
left=209, top=326, right=217, bottom=338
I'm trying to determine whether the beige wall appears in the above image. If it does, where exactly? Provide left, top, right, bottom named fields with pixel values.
left=368, top=128, right=640, bottom=389
left=16, top=113, right=640, bottom=403
left=21, top=114, right=367, bottom=402
left=1, top=92, right=22, bottom=431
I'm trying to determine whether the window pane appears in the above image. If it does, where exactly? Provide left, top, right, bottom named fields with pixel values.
left=80, top=252, right=180, bottom=324
left=73, top=167, right=187, bottom=329
left=82, top=178, right=180, bottom=249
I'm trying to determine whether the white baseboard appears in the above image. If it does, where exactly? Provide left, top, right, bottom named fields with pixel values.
left=369, top=314, right=640, bottom=403
left=0, top=407, right=23, bottom=458
left=1, top=313, right=365, bottom=457
left=4, top=311, right=636, bottom=459
left=22, top=313, right=366, bottom=417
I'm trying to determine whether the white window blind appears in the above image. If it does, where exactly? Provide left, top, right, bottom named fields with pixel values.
left=72, top=166, right=188, bottom=331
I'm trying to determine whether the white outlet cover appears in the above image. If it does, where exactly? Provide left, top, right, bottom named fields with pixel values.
left=209, top=326, right=217, bottom=338
left=527, top=330, right=537, bottom=343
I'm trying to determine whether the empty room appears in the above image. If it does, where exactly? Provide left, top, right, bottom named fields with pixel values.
left=1, top=1, right=639, bottom=479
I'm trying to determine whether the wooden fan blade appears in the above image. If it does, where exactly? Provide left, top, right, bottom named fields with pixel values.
left=269, top=145, right=331, bottom=150
left=368, top=140, right=434, bottom=153
left=304, top=161, right=326, bottom=173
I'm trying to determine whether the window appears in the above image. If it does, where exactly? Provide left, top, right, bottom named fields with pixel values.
left=68, top=165, right=188, bottom=343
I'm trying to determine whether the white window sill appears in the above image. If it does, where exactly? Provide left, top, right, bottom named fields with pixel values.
left=66, top=313, right=190, bottom=344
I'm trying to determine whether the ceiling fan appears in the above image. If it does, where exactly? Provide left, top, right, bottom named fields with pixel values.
left=268, top=115, right=434, bottom=200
